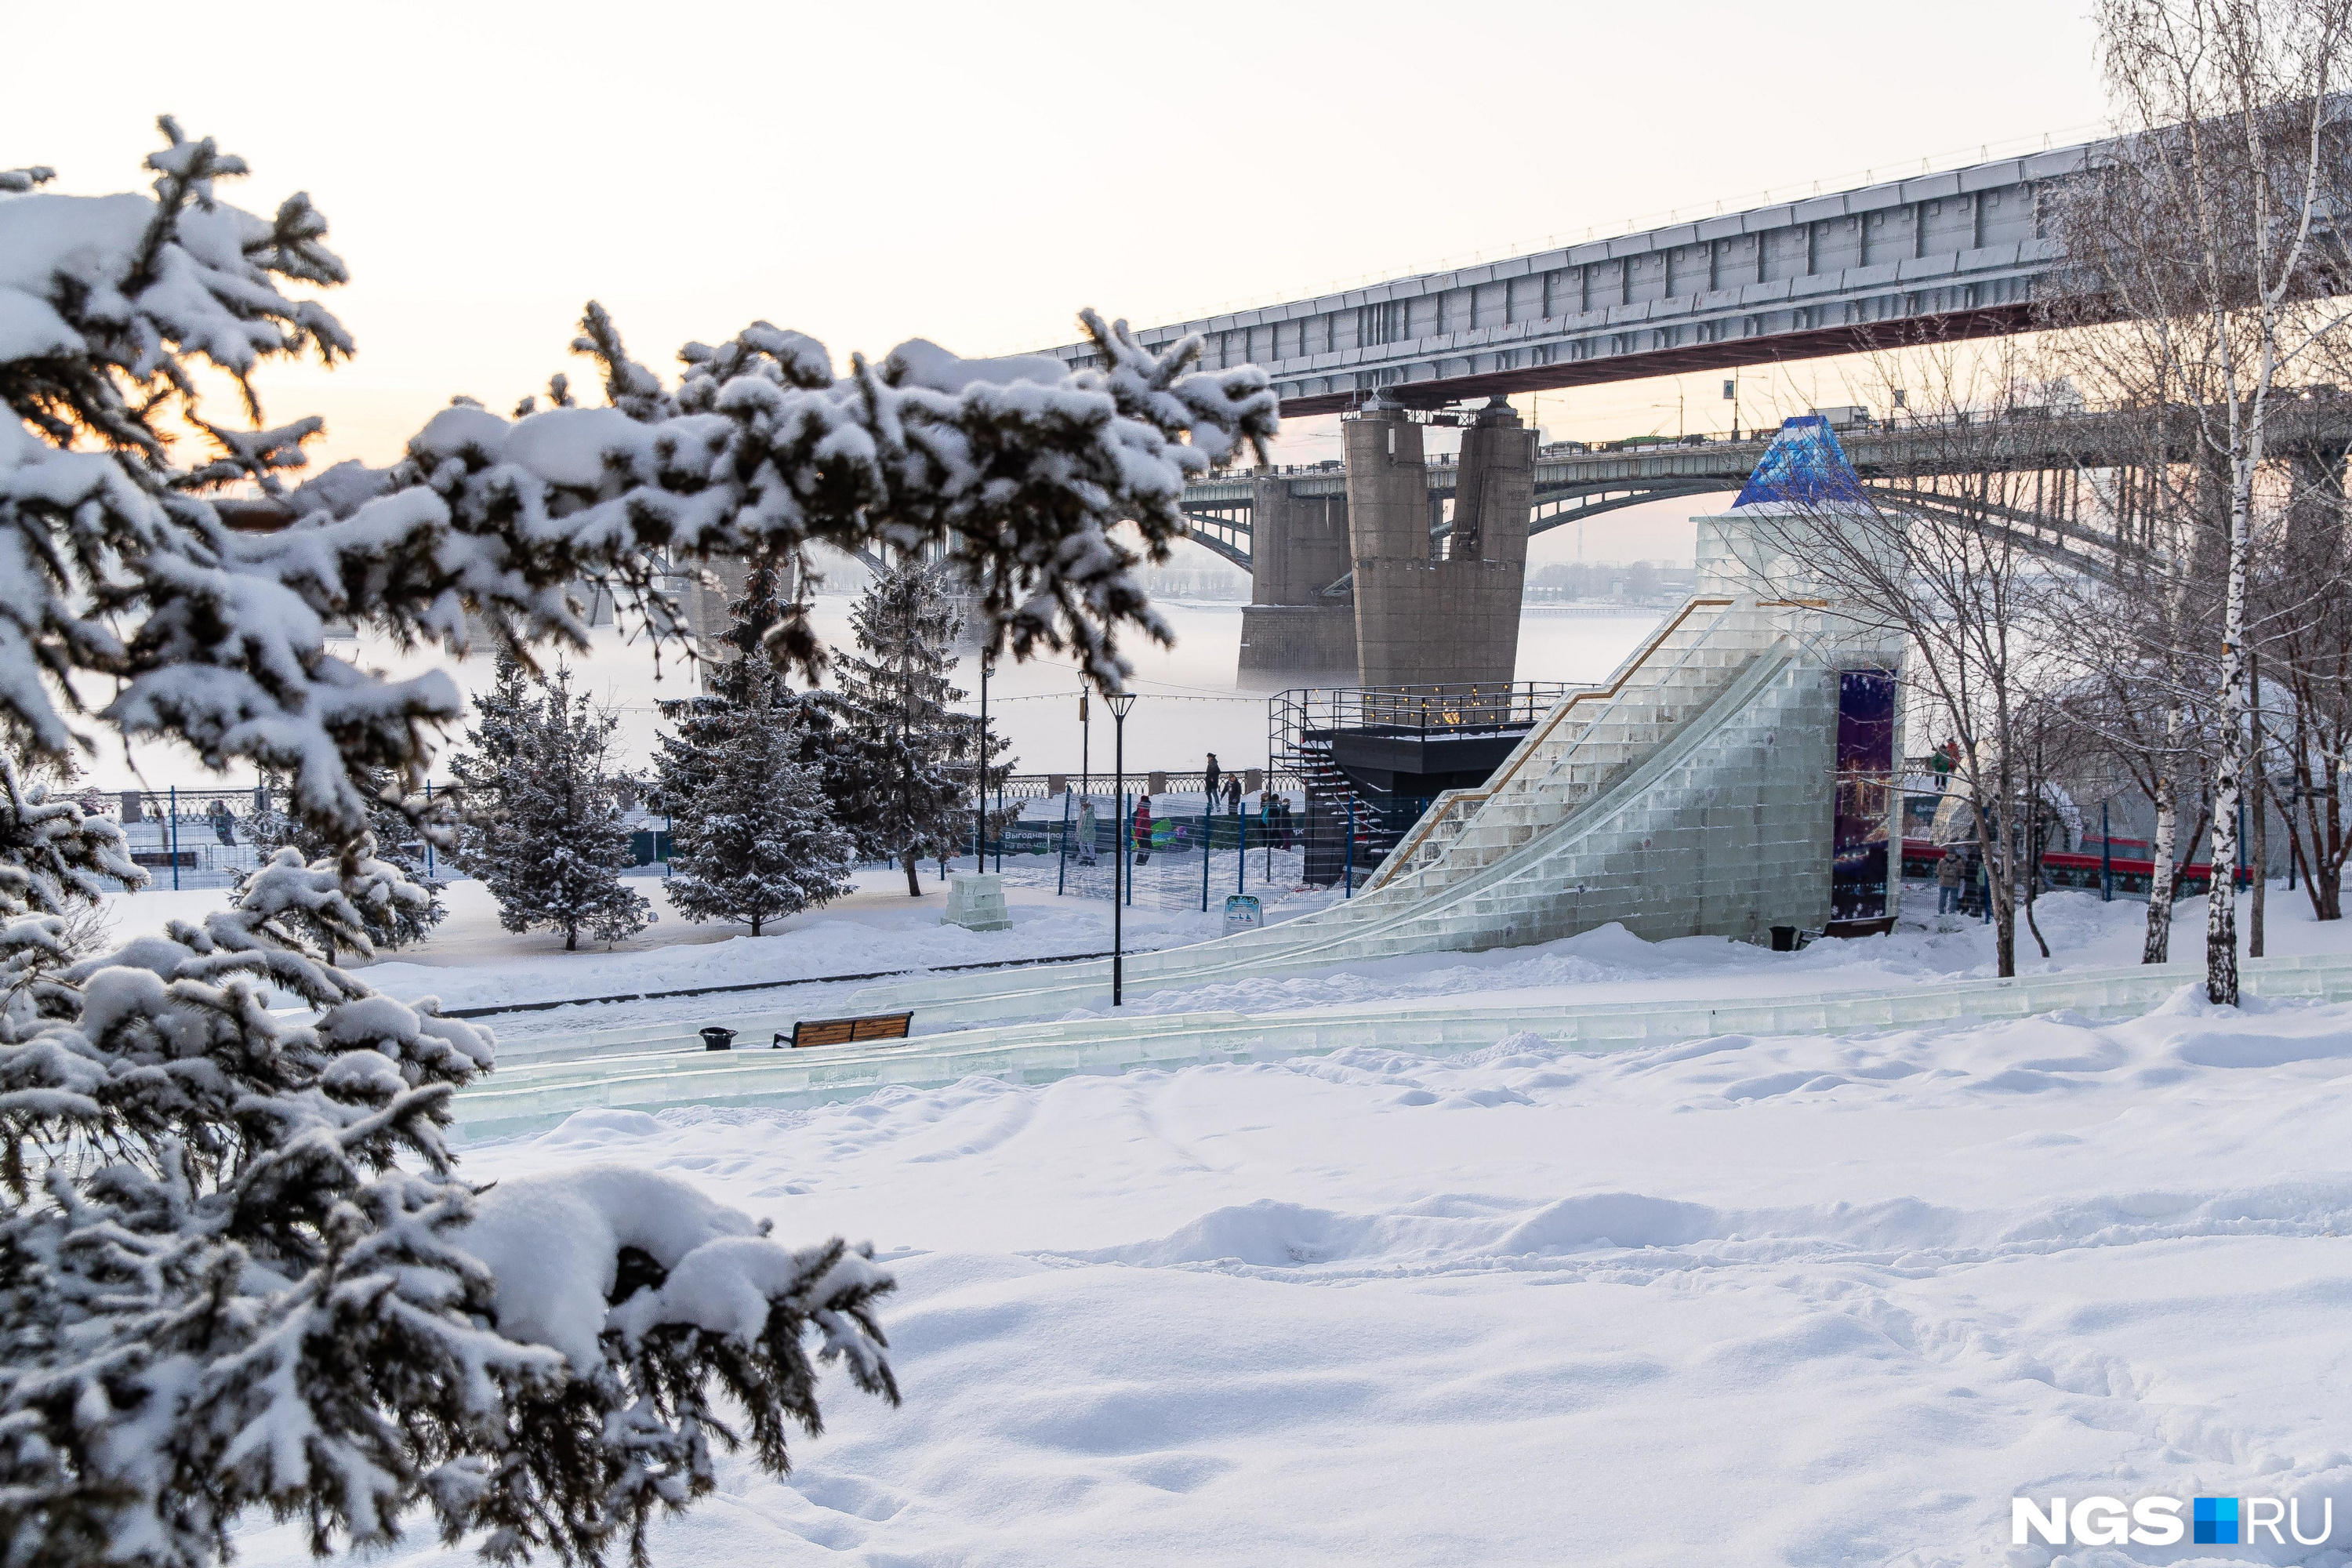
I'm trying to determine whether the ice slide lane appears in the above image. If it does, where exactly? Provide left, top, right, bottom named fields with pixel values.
left=482, top=598, right=1819, bottom=1068
left=449, top=951, right=2352, bottom=1140
left=774, top=601, right=1795, bottom=1036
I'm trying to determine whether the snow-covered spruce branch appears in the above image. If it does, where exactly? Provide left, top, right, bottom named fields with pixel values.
left=7, top=120, right=1187, bottom=1565
left=2, top=122, right=1273, bottom=844
left=0, top=835, right=901, bottom=1566
left=278, top=301, right=1276, bottom=746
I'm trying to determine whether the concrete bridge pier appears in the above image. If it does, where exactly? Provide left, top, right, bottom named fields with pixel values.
left=1236, top=475, right=1357, bottom=682
left=1449, top=397, right=1535, bottom=673
left=1346, top=397, right=1532, bottom=688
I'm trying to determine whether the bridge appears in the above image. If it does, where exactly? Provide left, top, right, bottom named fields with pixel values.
left=1028, top=132, right=2126, bottom=687
left=1181, top=409, right=2190, bottom=575
left=1046, top=140, right=2092, bottom=416
left=1203, top=398, right=2352, bottom=685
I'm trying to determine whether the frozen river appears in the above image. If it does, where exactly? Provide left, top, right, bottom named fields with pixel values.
left=908, top=598, right=1668, bottom=777
left=82, top=598, right=1667, bottom=788
left=583, top=597, right=1665, bottom=779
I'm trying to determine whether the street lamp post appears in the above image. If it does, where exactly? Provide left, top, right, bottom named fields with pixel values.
left=1106, top=689, right=1136, bottom=1005
left=2100, top=800, right=2112, bottom=902
left=975, top=654, right=989, bottom=873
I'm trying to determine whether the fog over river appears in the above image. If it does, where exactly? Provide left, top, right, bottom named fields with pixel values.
left=79, top=598, right=1668, bottom=790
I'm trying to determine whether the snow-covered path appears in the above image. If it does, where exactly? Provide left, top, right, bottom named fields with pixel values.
left=231, top=890, right=2352, bottom=1566
left=98, top=864, right=1339, bottom=1037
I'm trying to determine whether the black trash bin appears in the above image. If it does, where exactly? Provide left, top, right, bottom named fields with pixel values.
left=700, top=1026, right=737, bottom=1051
left=1769, top=925, right=1798, bottom=953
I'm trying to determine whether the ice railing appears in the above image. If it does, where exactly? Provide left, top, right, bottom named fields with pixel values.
left=456, top=953, right=2352, bottom=1138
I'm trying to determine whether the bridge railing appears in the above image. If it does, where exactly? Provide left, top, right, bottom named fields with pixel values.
left=1272, top=681, right=1571, bottom=751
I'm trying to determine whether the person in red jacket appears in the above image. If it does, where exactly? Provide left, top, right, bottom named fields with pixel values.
left=1132, top=795, right=1154, bottom=865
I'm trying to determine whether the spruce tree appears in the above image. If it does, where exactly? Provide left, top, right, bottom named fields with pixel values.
left=241, top=768, right=448, bottom=953
left=0, top=122, right=1265, bottom=1567
left=655, top=561, right=856, bottom=935
left=445, top=649, right=537, bottom=876
left=0, top=780, right=894, bottom=1568
left=453, top=664, right=652, bottom=952
left=653, top=560, right=862, bottom=813
left=835, top=562, right=984, bottom=897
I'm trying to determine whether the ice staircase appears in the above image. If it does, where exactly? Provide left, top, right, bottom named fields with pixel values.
left=499, top=416, right=1907, bottom=1062
left=1363, top=596, right=1770, bottom=896
left=825, top=590, right=1841, bottom=1029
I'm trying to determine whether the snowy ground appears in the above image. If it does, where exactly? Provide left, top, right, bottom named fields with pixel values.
left=99, top=860, right=1341, bottom=1040
left=216, top=886, right=2352, bottom=1566
left=1051, top=883, right=2352, bottom=1025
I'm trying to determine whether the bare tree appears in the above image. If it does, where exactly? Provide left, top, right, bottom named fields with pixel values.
left=1745, top=349, right=2068, bottom=978
left=2053, top=0, right=2352, bottom=1001
left=2252, top=302, right=2352, bottom=919
left=2036, top=390, right=2223, bottom=964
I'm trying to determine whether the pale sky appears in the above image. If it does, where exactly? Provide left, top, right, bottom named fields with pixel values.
left=10, top=1, right=2112, bottom=787
left=8, top=0, right=2108, bottom=474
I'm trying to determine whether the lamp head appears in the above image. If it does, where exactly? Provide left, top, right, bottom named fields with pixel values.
left=1104, top=690, right=1137, bottom=720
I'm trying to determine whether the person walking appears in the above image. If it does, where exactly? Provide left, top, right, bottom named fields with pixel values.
left=1203, top=753, right=1221, bottom=809
left=1936, top=844, right=1965, bottom=916
left=1076, top=797, right=1098, bottom=867
left=1224, top=775, right=1243, bottom=815
left=1133, top=795, right=1154, bottom=866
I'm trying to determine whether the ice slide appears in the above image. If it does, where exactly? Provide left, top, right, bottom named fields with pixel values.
left=822, top=423, right=1910, bottom=1029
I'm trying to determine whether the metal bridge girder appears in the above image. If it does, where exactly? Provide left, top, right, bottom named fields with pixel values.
left=1179, top=505, right=1254, bottom=569
left=1042, top=143, right=2102, bottom=415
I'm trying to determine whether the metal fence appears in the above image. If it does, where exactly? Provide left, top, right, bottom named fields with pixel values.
left=994, top=768, right=1303, bottom=803
left=1044, top=790, right=1422, bottom=909
left=115, top=811, right=264, bottom=891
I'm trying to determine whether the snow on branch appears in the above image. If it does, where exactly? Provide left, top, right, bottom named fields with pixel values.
left=2, top=121, right=1276, bottom=846
left=288, top=298, right=1279, bottom=701
left=0, top=119, right=1000, bottom=1568
left=0, top=812, right=891, bottom=1564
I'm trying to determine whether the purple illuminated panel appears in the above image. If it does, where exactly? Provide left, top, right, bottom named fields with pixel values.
left=1833, top=670, right=1896, bottom=924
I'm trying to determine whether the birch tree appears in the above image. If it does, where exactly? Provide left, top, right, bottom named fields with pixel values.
left=2059, top=0, right=2352, bottom=1001
left=1738, top=353, right=2065, bottom=978
left=2036, top=396, right=2223, bottom=964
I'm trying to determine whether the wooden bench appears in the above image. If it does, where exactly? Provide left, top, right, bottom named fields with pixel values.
left=778, top=1011, right=913, bottom=1049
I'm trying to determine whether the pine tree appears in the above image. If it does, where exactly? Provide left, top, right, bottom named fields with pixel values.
left=653, top=560, right=862, bottom=813
left=834, top=562, right=986, bottom=897
left=453, top=664, right=651, bottom=952
left=0, top=121, right=1265, bottom=1567
left=655, top=561, right=856, bottom=935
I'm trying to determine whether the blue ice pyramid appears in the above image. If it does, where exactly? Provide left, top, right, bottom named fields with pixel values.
left=1732, top=415, right=1869, bottom=509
